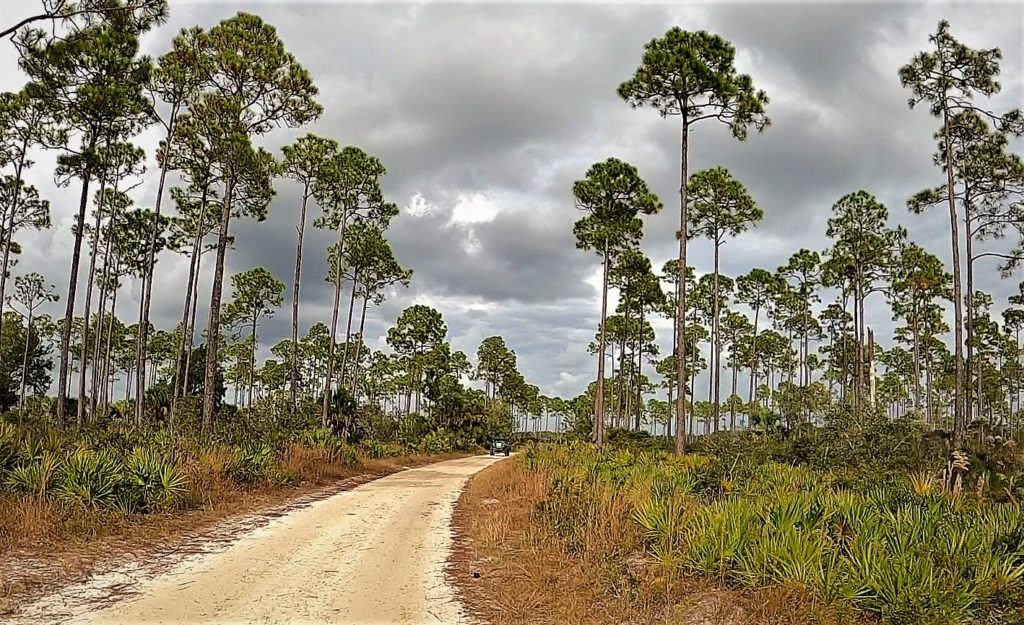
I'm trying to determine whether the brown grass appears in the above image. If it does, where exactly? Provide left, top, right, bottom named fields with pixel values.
left=449, top=458, right=870, bottom=625
left=0, top=450, right=467, bottom=616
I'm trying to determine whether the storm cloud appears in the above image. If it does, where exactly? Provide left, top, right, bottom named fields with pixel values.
left=1, top=1, right=1022, bottom=398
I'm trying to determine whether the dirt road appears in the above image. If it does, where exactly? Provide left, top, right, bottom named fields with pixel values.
left=10, top=455, right=503, bottom=625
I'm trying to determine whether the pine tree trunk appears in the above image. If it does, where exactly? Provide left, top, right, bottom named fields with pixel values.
left=594, top=239, right=610, bottom=445
left=749, top=307, right=760, bottom=405
left=731, top=359, right=738, bottom=430
left=101, top=281, right=118, bottom=416
left=78, top=179, right=107, bottom=424
left=635, top=307, right=645, bottom=432
left=350, top=292, right=371, bottom=399
left=290, top=186, right=309, bottom=414
left=135, top=274, right=148, bottom=427
left=940, top=102, right=966, bottom=445
left=202, top=175, right=237, bottom=427
left=135, top=112, right=177, bottom=427
left=19, top=307, right=33, bottom=409
left=248, top=317, right=257, bottom=416
left=173, top=186, right=209, bottom=410
left=340, top=268, right=360, bottom=387
left=0, top=146, right=28, bottom=350
left=183, top=245, right=204, bottom=399
left=91, top=206, right=116, bottom=417
left=966, top=208, right=975, bottom=424
left=675, top=116, right=689, bottom=454
left=58, top=159, right=94, bottom=425
left=712, top=241, right=722, bottom=433
left=322, top=215, right=349, bottom=427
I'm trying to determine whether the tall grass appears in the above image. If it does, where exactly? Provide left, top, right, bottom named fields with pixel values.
left=0, top=417, right=453, bottom=527
left=523, top=444, right=1024, bottom=624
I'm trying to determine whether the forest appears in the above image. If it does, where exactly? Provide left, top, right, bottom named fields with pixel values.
left=0, top=0, right=563, bottom=435
left=0, top=1, right=554, bottom=586
left=455, top=14, right=1024, bottom=625
left=1, top=1, right=1024, bottom=624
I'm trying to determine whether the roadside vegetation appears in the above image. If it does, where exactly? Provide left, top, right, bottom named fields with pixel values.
left=457, top=416, right=1024, bottom=624
left=0, top=0, right=547, bottom=567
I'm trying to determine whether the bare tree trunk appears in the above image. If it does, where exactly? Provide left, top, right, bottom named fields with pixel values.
left=202, top=175, right=237, bottom=427
left=340, top=269, right=360, bottom=387
left=322, top=216, right=349, bottom=426
left=675, top=117, right=689, bottom=454
left=19, top=307, right=33, bottom=409
left=594, top=239, right=610, bottom=445
left=78, top=178, right=108, bottom=424
left=172, top=186, right=209, bottom=412
left=57, top=152, right=95, bottom=425
left=350, top=292, right=370, bottom=399
left=289, top=185, right=309, bottom=414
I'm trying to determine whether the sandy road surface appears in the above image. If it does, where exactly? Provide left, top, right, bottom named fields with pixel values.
left=10, top=455, right=503, bottom=625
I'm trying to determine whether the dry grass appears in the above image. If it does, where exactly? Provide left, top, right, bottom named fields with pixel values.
left=450, top=458, right=870, bottom=625
left=0, top=450, right=467, bottom=616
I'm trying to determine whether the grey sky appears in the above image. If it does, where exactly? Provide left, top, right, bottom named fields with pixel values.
left=1, top=1, right=1022, bottom=400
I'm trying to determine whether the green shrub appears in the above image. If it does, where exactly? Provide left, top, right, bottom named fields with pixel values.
left=6, top=452, right=58, bottom=498
left=362, top=439, right=403, bottom=459
left=419, top=430, right=454, bottom=454
left=268, top=465, right=299, bottom=486
left=330, top=442, right=361, bottom=468
left=0, top=421, right=19, bottom=473
left=55, top=448, right=122, bottom=507
left=122, top=447, right=188, bottom=511
left=227, top=443, right=275, bottom=484
left=525, top=444, right=1024, bottom=624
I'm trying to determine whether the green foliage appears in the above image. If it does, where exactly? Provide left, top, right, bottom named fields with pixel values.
left=419, top=430, right=455, bottom=454
left=361, top=438, right=403, bottom=459
left=122, top=447, right=187, bottom=511
left=227, top=442, right=275, bottom=484
left=525, top=441, right=1024, bottom=624
left=0, top=420, right=18, bottom=472
left=6, top=452, right=58, bottom=498
left=55, top=448, right=121, bottom=507
left=302, top=427, right=361, bottom=467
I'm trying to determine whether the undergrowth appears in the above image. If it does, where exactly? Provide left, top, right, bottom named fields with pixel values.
left=521, top=435, right=1024, bottom=625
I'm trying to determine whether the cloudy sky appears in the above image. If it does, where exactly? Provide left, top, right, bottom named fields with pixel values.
left=1, top=1, right=1022, bottom=400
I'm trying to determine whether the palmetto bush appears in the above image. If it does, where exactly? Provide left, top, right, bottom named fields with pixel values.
left=1, top=414, right=450, bottom=525
left=122, top=447, right=188, bottom=512
left=0, top=421, right=19, bottom=473
left=301, top=428, right=362, bottom=467
left=419, top=430, right=455, bottom=454
left=6, top=452, right=59, bottom=499
left=54, top=448, right=122, bottom=507
left=526, top=444, right=1024, bottom=624
left=227, top=443, right=276, bottom=484
left=361, top=439, right=404, bottom=459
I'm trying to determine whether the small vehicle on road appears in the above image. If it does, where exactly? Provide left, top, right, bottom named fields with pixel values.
left=490, top=438, right=510, bottom=456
